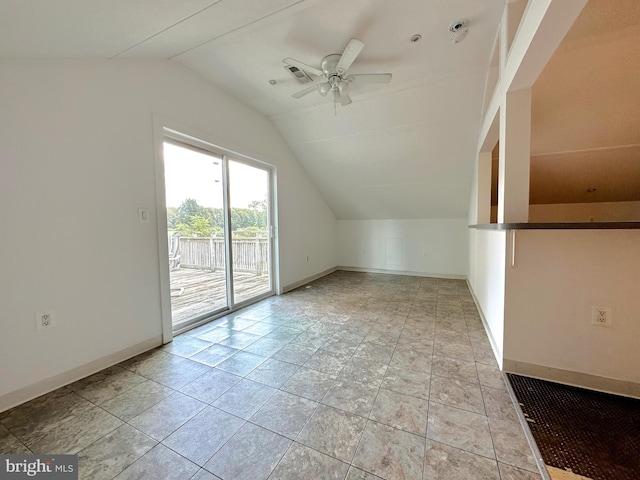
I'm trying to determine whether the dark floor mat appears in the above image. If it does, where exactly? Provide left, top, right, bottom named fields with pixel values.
left=507, top=374, right=640, bottom=480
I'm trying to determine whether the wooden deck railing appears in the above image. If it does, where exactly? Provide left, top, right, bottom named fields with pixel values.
left=177, top=237, right=269, bottom=275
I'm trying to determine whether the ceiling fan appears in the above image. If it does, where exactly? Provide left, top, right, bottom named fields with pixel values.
left=283, top=38, right=392, bottom=106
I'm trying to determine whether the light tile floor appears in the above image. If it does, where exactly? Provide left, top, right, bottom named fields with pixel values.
left=0, top=271, right=543, bottom=480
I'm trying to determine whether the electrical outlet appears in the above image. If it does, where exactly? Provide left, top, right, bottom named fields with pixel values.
left=591, top=307, right=611, bottom=327
left=35, top=310, right=56, bottom=330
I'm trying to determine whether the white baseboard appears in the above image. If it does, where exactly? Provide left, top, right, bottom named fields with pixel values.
left=337, top=265, right=466, bottom=280
left=0, top=336, right=162, bottom=413
left=465, top=279, right=640, bottom=399
left=281, top=267, right=338, bottom=293
left=282, top=266, right=466, bottom=294
left=503, top=359, right=640, bottom=399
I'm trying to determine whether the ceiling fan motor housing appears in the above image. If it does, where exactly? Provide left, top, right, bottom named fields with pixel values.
left=321, top=54, right=342, bottom=76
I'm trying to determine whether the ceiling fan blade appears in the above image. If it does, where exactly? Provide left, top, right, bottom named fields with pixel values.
left=335, top=38, right=364, bottom=74
left=348, top=73, right=392, bottom=85
left=340, top=93, right=352, bottom=106
left=283, top=57, right=323, bottom=77
left=339, top=80, right=350, bottom=96
left=292, top=84, right=320, bottom=98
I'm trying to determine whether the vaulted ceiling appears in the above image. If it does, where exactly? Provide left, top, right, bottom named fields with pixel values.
left=2, top=0, right=637, bottom=218
left=0, top=0, right=504, bottom=219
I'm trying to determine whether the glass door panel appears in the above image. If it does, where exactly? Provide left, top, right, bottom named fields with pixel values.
left=228, top=160, right=272, bottom=304
left=163, top=141, right=228, bottom=330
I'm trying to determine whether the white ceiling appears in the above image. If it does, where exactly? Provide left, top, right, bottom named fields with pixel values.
left=0, top=0, right=505, bottom=220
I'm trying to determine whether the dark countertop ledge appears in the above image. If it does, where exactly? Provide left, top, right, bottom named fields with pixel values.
left=469, top=222, right=640, bottom=230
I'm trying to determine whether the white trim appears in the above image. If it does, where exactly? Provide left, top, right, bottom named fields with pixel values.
left=222, top=151, right=234, bottom=308
left=161, top=126, right=276, bottom=180
left=477, top=0, right=587, bottom=153
left=271, top=170, right=281, bottom=295
left=337, top=266, right=466, bottom=280
left=282, top=266, right=468, bottom=293
left=466, top=279, right=503, bottom=369
left=281, top=267, right=338, bottom=293
left=152, top=116, right=173, bottom=345
left=503, top=360, right=640, bottom=400
left=0, top=336, right=162, bottom=413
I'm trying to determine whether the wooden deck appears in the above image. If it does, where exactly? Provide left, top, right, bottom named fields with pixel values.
left=170, top=267, right=271, bottom=327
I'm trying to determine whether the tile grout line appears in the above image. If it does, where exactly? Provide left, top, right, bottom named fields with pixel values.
left=423, top=285, right=440, bottom=480
left=5, top=274, right=521, bottom=480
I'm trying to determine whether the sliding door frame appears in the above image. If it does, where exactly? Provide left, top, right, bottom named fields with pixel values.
left=227, top=155, right=277, bottom=307
left=152, top=116, right=278, bottom=343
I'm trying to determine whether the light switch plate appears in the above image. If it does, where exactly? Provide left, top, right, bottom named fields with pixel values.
left=138, top=208, right=150, bottom=223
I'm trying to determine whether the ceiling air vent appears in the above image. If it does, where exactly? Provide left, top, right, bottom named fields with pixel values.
left=284, top=65, right=313, bottom=84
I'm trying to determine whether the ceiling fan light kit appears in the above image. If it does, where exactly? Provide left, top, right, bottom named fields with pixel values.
left=284, top=38, right=392, bottom=108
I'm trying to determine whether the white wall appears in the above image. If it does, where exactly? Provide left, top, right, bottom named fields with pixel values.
left=277, top=169, right=337, bottom=289
left=529, top=201, right=640, bottom=222
left=337, top=219, right=468, bottom=278
left=468, top=158, right=505, bottom=364
left=504, top=229, right=640, bottom=384
left=467, top=229, right=506, bottom=365
left=0, top=60, right=336, bottom=405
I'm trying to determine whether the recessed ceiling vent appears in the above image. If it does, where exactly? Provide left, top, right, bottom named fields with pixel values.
left=284, top=65, right=313, bottom=84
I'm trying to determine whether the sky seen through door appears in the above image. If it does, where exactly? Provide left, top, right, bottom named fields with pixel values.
left=163, top=142, right=267, bottom=209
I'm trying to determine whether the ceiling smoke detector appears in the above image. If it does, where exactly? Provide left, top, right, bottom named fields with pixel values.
left=449, top=20, right=469, bottom=43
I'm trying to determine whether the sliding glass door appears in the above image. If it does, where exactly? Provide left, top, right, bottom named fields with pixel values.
left=229, top=159, right=272, bottom=304
left=162, top=136, right=274, bottom=331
